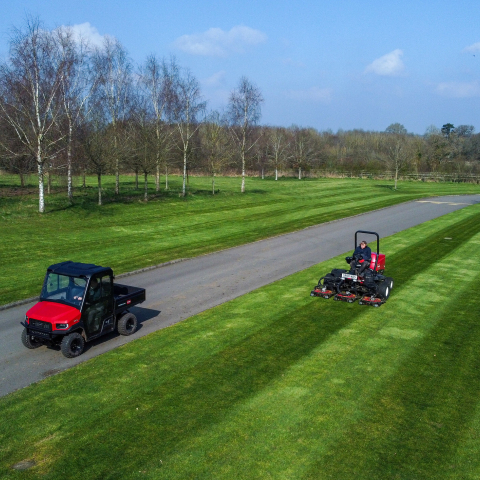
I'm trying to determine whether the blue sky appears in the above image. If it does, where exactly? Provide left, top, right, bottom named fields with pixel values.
left=1, top=0, right=479, bottom=134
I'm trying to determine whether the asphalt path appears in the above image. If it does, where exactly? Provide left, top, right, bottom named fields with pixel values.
left=1, top=195, right=479, bottom=397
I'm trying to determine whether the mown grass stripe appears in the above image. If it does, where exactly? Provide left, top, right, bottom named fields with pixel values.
left=1, top=176, right=479, bottom=305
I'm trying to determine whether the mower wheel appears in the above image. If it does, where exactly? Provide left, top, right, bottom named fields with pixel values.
left=118, top=313, right=138, bottom=336
left=384, top=277, right=394, bottom=290
left=377, top=281, right=391, bottom=300
left=61, top=332, right=85, bottom=358
left=21, top=328, right=42, bottom=349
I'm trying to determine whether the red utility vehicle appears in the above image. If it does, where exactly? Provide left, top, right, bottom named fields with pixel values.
left=311, top=231, right=394, bottom=306
left=21, top=261, right=146, bottom=357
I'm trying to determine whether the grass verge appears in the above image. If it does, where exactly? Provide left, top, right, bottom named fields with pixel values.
left=1, top=174, right=479, bottom=305
left=0, top=203, right=480, bottom=479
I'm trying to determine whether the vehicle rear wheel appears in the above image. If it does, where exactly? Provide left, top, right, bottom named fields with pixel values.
left=61, top=332, right=85, bottom=358
left=377, top=282, right=390, bottom=300
left=384, top=277, right=394, bottom=290
left=21, top=328, right=42, bottom=349
left=117, top=313, right=138, bottom=336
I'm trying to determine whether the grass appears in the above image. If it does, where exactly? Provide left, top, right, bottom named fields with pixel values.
left=1, top=202, right=480, bottom=479
left=1, top=173, right=479, bottom=305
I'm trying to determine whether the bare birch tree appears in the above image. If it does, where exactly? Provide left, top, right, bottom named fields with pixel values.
left=127, top=96, right=157, bottom=201
left=201, top=110, right=231, bottom=194
left=81, top=114, right=108, bottom=205
left=56, top=26, right=97, bottom=203
left=138, top=55, right=176, bottom=192
left=170, top=68, right=205, bottom=197
left=0, top=18, right=69, bottom=212
left=227, top=76, right=263, bottom=192
left=383, top=134, right=412, bottom=189
left=289, top=126, right=316, bottom=179
left=91, top=37, right=132, bottom=195
left=267, top=127, right=289, bottom=180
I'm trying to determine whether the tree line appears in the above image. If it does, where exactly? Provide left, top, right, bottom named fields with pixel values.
left=1, top=18, right=479, bottom=212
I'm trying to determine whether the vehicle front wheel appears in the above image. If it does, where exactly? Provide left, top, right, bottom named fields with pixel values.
left=117, top=313, right=138, bottom=336
left=61, top=332, right=85, bottom=358
left=21, top=328, right=43, bottom=349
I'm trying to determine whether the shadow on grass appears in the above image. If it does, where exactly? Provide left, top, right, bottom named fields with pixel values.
left=47, top=299, right=362, bottom=477
left=306, top=274, right=480, bottom=479
left=374, top=184, right=396, bottom=190
left=40, top=306, right=162, bottom=356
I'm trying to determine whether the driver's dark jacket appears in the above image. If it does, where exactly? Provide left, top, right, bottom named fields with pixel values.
left=353, top=245, right=372, bottom=262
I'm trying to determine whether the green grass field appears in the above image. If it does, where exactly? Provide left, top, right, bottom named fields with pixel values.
left=1, top=174, right=479, bottom=305
left=1, top=202, right=480, bottom=479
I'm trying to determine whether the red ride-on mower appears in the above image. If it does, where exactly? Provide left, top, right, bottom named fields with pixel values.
left=310, top=231, right=394, bottom=307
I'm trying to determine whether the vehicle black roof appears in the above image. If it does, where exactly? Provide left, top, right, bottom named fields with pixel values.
left=47, top=261, right=112, bottom=278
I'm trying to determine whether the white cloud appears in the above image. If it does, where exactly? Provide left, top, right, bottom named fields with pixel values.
left=286, top=87, right=333, bottom=103
left=173, top=26, right=267, bottom=57
left=464, top=42, right=480, bottom=53
left=365, top=49, right=405, bottom=76
left=435, top=81, right=480, bottom=98
left=202, top=71, right=226, bottom=87
left=68, top=22, right=106, bottom=48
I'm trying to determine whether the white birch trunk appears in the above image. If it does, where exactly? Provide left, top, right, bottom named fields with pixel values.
left=37, top=159, right=45, bottom=213
left=67, top=121, right=73, bottom=202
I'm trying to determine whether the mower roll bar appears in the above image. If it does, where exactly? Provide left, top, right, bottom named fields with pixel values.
left=354, top=230, right=380, bottom=255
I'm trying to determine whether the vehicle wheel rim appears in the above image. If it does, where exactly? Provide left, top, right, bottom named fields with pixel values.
left=71, top=339, right=82, bottom=353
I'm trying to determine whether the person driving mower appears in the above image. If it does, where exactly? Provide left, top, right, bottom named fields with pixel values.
left=348, top=240, right=371, bottom=276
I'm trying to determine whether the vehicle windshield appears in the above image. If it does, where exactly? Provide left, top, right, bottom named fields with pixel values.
left=40, top=272, right=87, bottom=308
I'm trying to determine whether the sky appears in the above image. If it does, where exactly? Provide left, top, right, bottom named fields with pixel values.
left=1, top=0, right=479, bottom=134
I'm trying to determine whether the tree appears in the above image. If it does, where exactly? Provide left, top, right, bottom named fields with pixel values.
left=383, top=134, right=412, bottom=189
left=441, top=123, right=455, bottom=138
left=267, top=127, right=289, bottom=180
left=385, top=123, right=407, bottom=135
left=253, top=127, right=269, bottom=179
left=170, top=68, right=205, bottom=197
left=138, top=55, right=176, bottom=192
left=0, top=18, right=70, bottom=212
left=56, top=26, right=97, bottom=203
left=455, top=125, right=474, bottom=138
left=201, top=110, right=231, bottom=194
left=91, top=37, right=132, bottom=195
left=127, top=97, right=156, bottom=201
left=227, top=76, right=264, bottom=192
left=288, top=126, right=316, bottom=179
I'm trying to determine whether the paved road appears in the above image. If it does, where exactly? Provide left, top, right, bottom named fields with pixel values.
left=1, top=195, right=478, bottom=397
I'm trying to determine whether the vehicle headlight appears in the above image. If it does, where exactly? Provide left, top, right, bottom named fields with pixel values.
left=25, top=315, right=29, bottom=324
left=56, top=323, right=69, bottom=330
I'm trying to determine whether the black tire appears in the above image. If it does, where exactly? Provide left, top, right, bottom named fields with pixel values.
left=377, top=281, right=391, bottom=300
left=117, top=313, right=138, bottom=336
left=61, top=332, right=85, bottom=358
left=21, top=328, right=42, bottom=349
left=384, top=277, right=394, bottom=290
